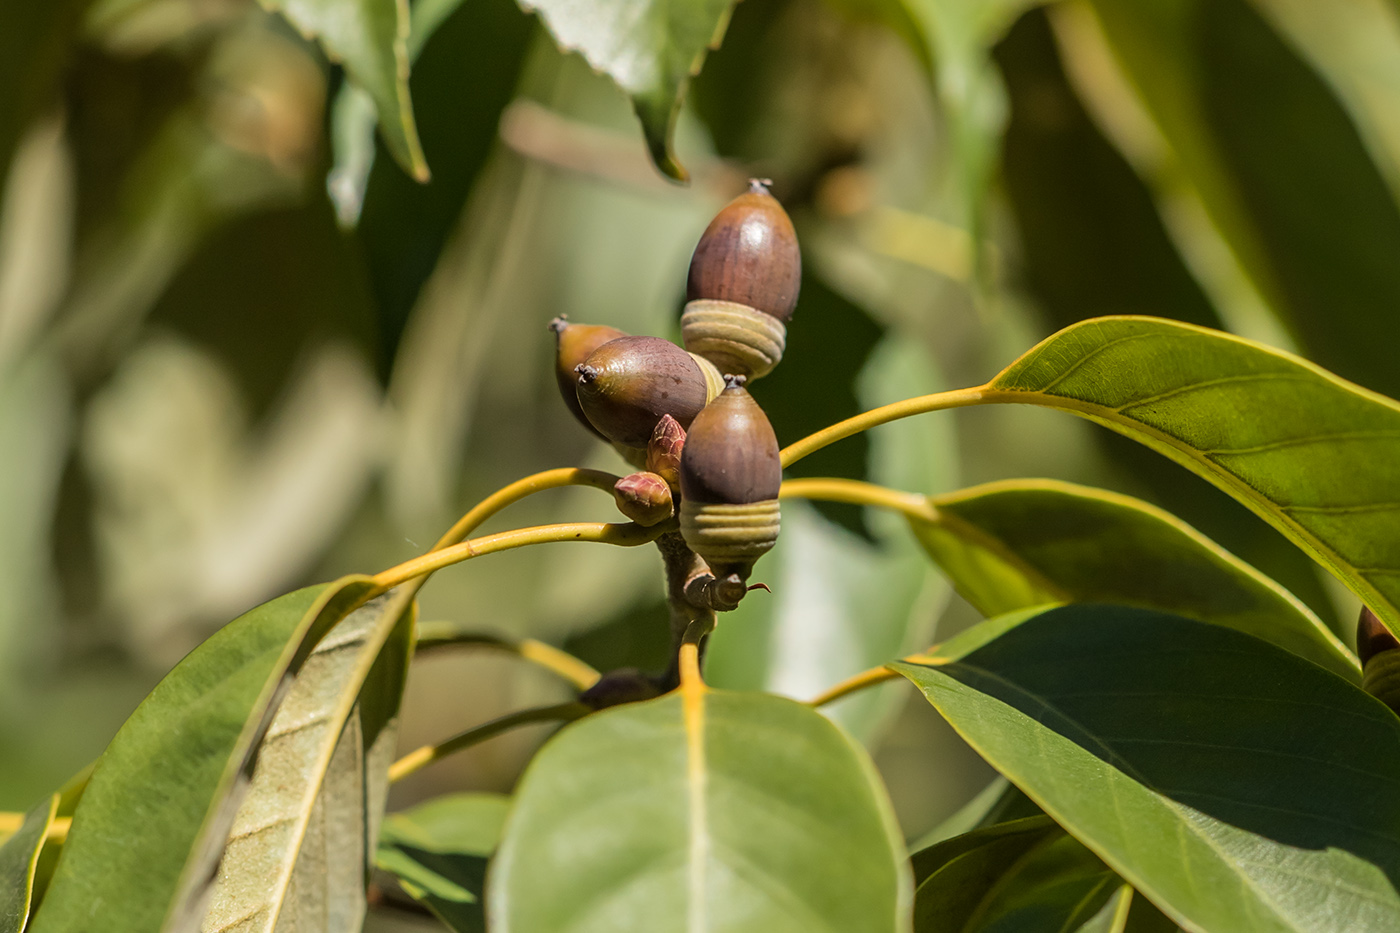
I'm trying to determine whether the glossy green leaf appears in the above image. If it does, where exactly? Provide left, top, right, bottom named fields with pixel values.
left=910, top=477, right=1356, bottom=680
left=488, top=688, right=911, bottom=931
left=916, top=831, right=1118, bottom=933
left=375, top=792, right=510, bottom=932
left=910, top=814, right=1058, bottom=887
left=0, top=795, right=56, bottom=933
left=984, top=316, right=1400, bottom=636
left=264, top=0, right=428, bottom=181
left=29, top=577, right=380, bottom=933
left=895, top=604, right=1400, bottom=932
left=709, top=337, right=953, bottom=742
left=198, top=592, right=414, bottom=933
left=518, top=0, right=737, bottom=180
left=1086, top=0, right=1400, bottom=403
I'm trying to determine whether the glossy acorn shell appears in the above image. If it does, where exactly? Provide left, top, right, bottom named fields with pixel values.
left=1358, top=607, right=1400, bottom=667
left=551, top=319, right=626, bottom=440
left=679, top=381, right=781, bottom=505
left=686, top=180, right=801, bottom=322
left=575, top=336, right=716, bottom=448
left=1359, top=607, right=1400, bottom=713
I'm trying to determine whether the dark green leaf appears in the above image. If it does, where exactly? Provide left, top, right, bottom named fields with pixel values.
left=265, top=0, right=428, bottom=181
left=911, top=477, right=1356, bottom=679
left=28, top=577, right=379, bottom=933
left=519, top=0, right=738, bottom=180
left=985, top=316, right=1400, bottom=636
left=910, top=814, right=1058, bottom=887
left=0, top=795, right=57, bottom=933
left=489, top=688, right=911, bottom=931
left=896, top=604, right=1400, bottom=931
left=375, top=793, right=510, bottom=932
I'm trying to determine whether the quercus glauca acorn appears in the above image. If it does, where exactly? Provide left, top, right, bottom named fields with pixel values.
left=679, top=374, right=781, bottom=611
left=574, top=335, right=723, bottom=451
left=1358, top=607, right=1400, bottom=713
left=682, top=179, right=801, bottom=381
left=549, top=317, right=626, bottom=441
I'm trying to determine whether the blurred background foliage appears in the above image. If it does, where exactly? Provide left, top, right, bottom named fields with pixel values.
left=1, top=0, right=1394, bottom=911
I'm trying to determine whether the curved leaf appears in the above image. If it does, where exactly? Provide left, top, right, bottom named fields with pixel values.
left=29, top=577, right=379, bottom=933
left=488, top=688, right=911, bottom=931
left=375, top=792, right=510, bottom=932
left=198, top=591, right=415, bottom=933
left=895, top=604, right=1400, bottom=932
left=910, top=815, right=1058, bottom=887
left=984, top=316, right=1400, bottom=635
left=911, top=477, right=1356, bottom=680
left=264, top=0, right=428, bottom=181
left=0, top=795, right=56, bottom=933
left=518, top=0, right=737, bottom=180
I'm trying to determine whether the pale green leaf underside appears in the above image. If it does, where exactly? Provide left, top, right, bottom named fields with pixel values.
left=488, top=689, right=910, bottom=932
left=518, top=0, right=737, bottom=180
left=29, top=578, right=379, bottom=933
left=911, top=476, right=1356, bottom=680
left=986, top=316, right=1400, bottom=636
left=199, top=592, right=414, bottom=933
left=262, top=0, right=427, bottom=181
left=0, top=795, right=57, bottom=933
left=897, top=604, right=1400, bottom=933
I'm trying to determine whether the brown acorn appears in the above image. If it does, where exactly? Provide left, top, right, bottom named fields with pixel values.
left=574, top=335, right=723, bottom=449
left=550, top=317, right=626, bottom=440
left=682, top=179, right=801, bottom=381
left=679, top=375, right=781, bottom=601
left=1359, top=607, right=1400, bottom=713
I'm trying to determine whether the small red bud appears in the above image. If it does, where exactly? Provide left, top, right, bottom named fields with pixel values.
left=613, top=472, right=674, bottom=526
left=647, top=415, right=686, bottom=488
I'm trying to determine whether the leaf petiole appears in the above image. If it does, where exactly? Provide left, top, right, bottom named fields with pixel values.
left=414, top=622, right=602, bottom=691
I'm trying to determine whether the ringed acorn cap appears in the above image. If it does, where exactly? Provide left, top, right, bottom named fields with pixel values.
left=1357, top=607, right=1400, bottom=667
left=550, top=317, right=626, bottom=439
left=680, top=375, right=781, bottom=505
left=686, top=179, right=801, bottom=322
left=574, top=335, right=714, bottom=448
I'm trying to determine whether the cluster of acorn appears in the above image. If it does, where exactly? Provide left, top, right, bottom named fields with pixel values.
left=550, top=180, right=800, bottom=609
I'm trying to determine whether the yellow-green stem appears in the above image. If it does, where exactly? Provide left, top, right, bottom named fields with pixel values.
left=780, top=477, right=937, bottom=522
left=433, top=468, right=620, bottom=550
left=780, top=387, right=986, bottom=467
left=0, top=813, right=70, bottom=843
left=388, top=702, right=588, bottom=783
left=806, top=666, right=902, bottom=708
left=370, top=520, right=672, bottom=594
left=414, top=622, right=601, bottom=691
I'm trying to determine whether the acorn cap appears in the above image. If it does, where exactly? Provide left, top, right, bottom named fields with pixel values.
left=679, top=375, right=781, bottom=505
left=1358, top=607, right=1400, bottom=667
left=550, top=318, right=626, bottom=439
left=575, top=335, right=713, bottom=448
left=686, top=179, right=801, bottom=322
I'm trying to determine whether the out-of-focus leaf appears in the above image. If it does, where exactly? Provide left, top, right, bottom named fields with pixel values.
left=984, top=316, right=1400, bottom=637
left=0, top=0, right=87, bottom=186
left=518, top=0, right=738, bottom=180
left=198, top=592, right=414, bottom=933
left=896, top=605, right=1400, bottom=932
left=28, top=578, right=379, bottom=933
left=375, top=792, right=510, bottom=933
left=708, top=335, right=954, bottom=742
left=0, top=795, right=57, bottom=933
left=915, top=831, right=1119, bottom=933
left=910, top=477, right=1356, bottom=680
left=993, top=6, right=1340, bottom=628
left=353, top=0, right=532, bottom=373
left=489, top=689, right=911, bottom=931
left=1088, top=0, right=1400, bottom=403
left=266, top=0, right=427, bottom=181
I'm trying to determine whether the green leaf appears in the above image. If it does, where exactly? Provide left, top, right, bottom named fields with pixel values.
left=984, top=316, right=1400, bottom=637
left=910, top=814, right=1058, bottom=887
left=0, top=795, right=56, bottom=933
left=488, top=688, right=911, bottom=931
left=375, top=792, right=510, bottom=932
left=197, top=592, right=415, bottom=933
left=915, top=831, right=1119, bottom=933
left=263, top=0, right=428, bottom=181
left=709, top=336, right=953, bottom=742
left=895, top=604, right=1400, bottom=932
left=28, top=577, right=380, bottom=933
left=1086, top=0, right=1400, bottom=403
left=910, top=477, right=1356, bottom=680
left=518, top=0, right=738, bottom=180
